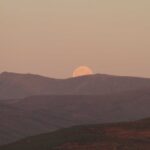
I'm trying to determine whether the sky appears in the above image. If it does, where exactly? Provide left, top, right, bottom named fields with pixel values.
left=0, top=0, right=150, bottom=78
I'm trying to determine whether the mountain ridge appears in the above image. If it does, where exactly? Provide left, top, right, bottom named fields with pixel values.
left=1, top=88, right=150, bottom=145
left=1, top=117, right=150, bottom=150
left=1, top=71, right=150, bottom=99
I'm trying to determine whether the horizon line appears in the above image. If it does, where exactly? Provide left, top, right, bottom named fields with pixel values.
left=1, top=71, right=150, bottom=80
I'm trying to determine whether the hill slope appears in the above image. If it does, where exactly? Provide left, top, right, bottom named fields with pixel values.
left=1, top=72, right=150, bottom=99
left=1, top=88, right=150, bottom=145
left=1, top=118, right=150, bottom=150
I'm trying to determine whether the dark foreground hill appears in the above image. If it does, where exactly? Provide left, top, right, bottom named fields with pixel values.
left=1, top=88, right=150, bottom=145
left=1, top=118, right=150, bottom=150
left=1, top=72, right=150, bottom=99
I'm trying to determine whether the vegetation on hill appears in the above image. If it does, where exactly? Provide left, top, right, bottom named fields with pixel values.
left=1, top=118, right=150, bottom=150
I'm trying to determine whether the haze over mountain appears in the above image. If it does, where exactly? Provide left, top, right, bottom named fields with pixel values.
left=1, top=87, right=150, bottom=145
left=1, top=72, right=150, bottom=99
left=1, top=118, right=150, bottom=150
left=1, top=72, right=150, bottom=145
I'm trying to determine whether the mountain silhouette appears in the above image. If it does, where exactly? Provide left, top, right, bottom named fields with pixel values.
left=1, top=117, right=150, bottom=150
left=1, top=72, right=150, bottom=99
left=0, top=88, right=150, bottom=145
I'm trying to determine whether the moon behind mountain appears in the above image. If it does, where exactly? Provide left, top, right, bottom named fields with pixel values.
left=73, top=66, right=93, bottom=77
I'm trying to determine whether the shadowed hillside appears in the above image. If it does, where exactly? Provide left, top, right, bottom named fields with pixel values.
left=1, top=118, right=150, bottom=150
left=1, top=72, right=150, bottom=99
left=0, top=88, right=150, bottom=145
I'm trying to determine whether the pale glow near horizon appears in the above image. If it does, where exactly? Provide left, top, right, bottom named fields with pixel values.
left=0, top=0, right=150, bottom=78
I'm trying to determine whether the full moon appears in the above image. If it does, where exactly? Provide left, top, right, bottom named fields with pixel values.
left=73, top=66, right=93, bottom=77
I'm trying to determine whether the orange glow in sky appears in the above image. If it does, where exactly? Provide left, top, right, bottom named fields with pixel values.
left=1, top=0, right=150, bottom=78
left=73, top=66, right=93, bottom=77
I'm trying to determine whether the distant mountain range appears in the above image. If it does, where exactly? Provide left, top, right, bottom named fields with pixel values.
left=1, top=88, right=150, bottom=145
left=1, top=118, right=150, bottom=150
left=1, top=72, right=150, bottom=146
left=1, top=71, right=150, bottom=99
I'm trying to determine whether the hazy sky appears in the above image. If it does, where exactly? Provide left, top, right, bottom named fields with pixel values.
left=0, top=0, right=150, bottom=78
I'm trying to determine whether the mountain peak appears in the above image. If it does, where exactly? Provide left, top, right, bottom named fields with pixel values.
left=0, top=72, right=50, bottom=79
left=0, top=72, right=20, bottom=78
left=0, top=71, right=150, bottom=99
left=0, top=71, right=32, bottom=76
